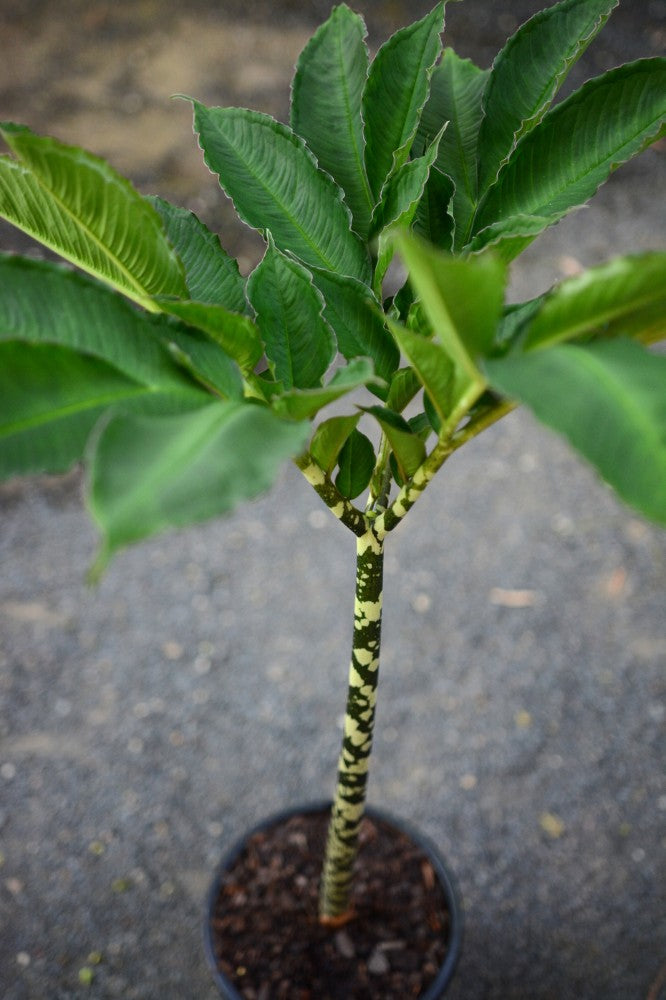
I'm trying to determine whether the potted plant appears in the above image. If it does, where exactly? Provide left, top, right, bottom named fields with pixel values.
left=1, top=0, right=664, bottom=996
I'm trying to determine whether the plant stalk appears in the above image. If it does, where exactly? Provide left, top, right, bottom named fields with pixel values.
left=319, top=524, right=384, bottom=923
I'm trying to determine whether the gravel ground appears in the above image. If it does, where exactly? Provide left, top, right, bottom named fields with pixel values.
left=1, top=2, right=665, bottom=998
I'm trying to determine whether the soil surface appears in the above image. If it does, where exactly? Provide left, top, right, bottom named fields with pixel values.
left=208, top=808, right=453, bottom=999
left=1, top=3, right=665, bottom=1000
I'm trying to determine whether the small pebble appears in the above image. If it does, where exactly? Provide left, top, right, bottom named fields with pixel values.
left=308, top=509, right=328, bottom=530
left=111, top=877, right=133, bottom=893
left=161, top=641, right=184, bottom=661
left=515, top=709, right=532, bottom=729
left=540, top=812, right=565, bottom=839
left=411, top=592, right=432, bottom=614
left=367, top=947, right=390, bottom=975
left=334, top=930, right=355, bottom=958
left=78, top=966, right=95, bottom=986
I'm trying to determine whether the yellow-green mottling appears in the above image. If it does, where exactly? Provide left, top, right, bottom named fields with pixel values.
left=319, top=527, right=384, bottom=920
left=292, top=396, right=514, bottom=919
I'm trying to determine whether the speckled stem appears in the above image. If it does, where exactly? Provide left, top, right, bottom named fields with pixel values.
left=294, top=452, right=367, bottom=537
left=374, top=436, right=454, bottom=537
left=319, top=525, right=384, bottom=922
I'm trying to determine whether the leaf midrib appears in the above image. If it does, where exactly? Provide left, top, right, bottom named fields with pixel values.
left=528, top=285, right=666, bottom=349
left=207, top=113, right=354, bottom=276
left=479, top=2, right=616, bottom=191
left=0, top=383, right=173, bottom=437
left=1, top=158, right=161, bottom=310
left=98, top=404, right=237, bottom=526
left=562, top=344, right=665, bottom=452
left=334, top=22, right=374, bottom=223
left=475, top=63, right=665, bottom=227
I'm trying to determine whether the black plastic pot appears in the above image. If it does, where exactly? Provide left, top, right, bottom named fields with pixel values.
left=204, top=800, right=463, bottom=999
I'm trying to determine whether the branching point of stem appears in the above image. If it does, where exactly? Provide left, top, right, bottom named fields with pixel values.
left=294, top=452, right=368, bottom=536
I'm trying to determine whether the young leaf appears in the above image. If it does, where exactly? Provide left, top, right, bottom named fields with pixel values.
left=387, top=321, right=454, bottom=425
left=147, top=196, right=248, bottom=313
left=291, top=4, right=374, bottom=240
left=413, top=165, right=455, bottom=252
left=0, top=342, right=207, bottom=479
left=248, top=239, right=335, bottom=390
left=308, top=266, right=399, bottom=386
left=518, top=252, right=666, bottom=351
left=372, top=128, right=445, bottom=237
left=417, top=49, right=489, bottom=249
left=386, top=367, right=422, bottom=414
left=191, top=103, right=371, bottom=284
left=495, top=297, right=547, bottom=354
left=477, top=0, right=618, bottom=194
left=335, top=428, right=375, bottom=499
left=0, top=123, right=186, bottom=309
left=363, top=404, right=426, bottom=481
left=465, top=214, right=552, bottom=262
left=362, top=3, right=445, bottom=201
left=394, top=231, right=507, bottom=379
left=273, top=358, right=376, bottom=420
left=156, top=298, right=262, bottom=374
left=473, top=59, right=666, bottom=245
left=484, top=338, right=666, bottom=525
left=372, top=129, right=444, bottom=295
left=88, top=401, right=310, bottom=573
left=310, top=413, right=362, bottom=473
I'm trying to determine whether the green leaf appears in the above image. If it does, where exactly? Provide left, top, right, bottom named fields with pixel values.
left=291, top=4, right=374, bottom=240
left=334, top=427, right=375, bottom=499
left=191, top=103, right=371, bottom=284
left=473, top=59, right=666, bottom=245
left=394, top=231, right=507, bottom=382
left=465, top=214, right=552, bottom=262
left=309, top=267, right=399, bottom=386
left=88, top=401, right=310, bottom=573
left=363, top=404, right=426, bottom=480
left=477, top=0, right=618, bottom=194
left=372, top=129, right=444, bottom=296
left=484, top=339, right=666, bottom=524
left=362, top=3, right=444, bottom=201
left=413, top=165, right=455, bottom=252
left=0, top=342, right=207, bottom=478
left=387, top=321, right=454, bottom=424
left=386, top=367, right=422, bottom=414
left=519, top=252, right=666, bottom=351
left=147, top=196, right=248, bottom=313
left=248, top=239, right=335, bottom=389
left=152, top=323, right=243, bottom=400
left=372, top=128, right=445, bottom=237
left=0, top=123, right=186, bottom=309
left=495, top=297, right=547, bottom=354
left=0, top=255, right=193, bottom=385
left=0, top=255, right=209, bottom=477
left=156, top=298, right=262, bottom=374
left=310, top=413, right=361, bottom=473
left=274, top=358, right=376, bottom=420
left=417, top=49, right=489, bottom=249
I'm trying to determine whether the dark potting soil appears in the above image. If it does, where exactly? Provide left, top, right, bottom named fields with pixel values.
left=208, top=809, right=452, bottom=999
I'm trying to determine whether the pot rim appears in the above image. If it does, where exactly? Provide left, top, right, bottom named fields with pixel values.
left=203, top=799, right=463, bottom=1000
